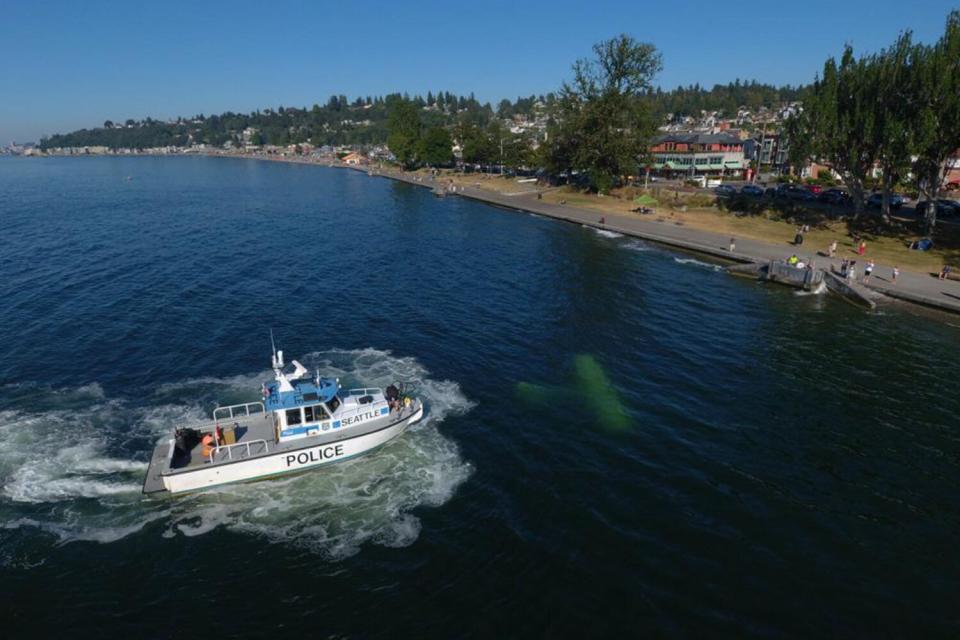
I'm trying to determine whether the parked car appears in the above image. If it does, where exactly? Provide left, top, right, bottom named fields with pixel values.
left=764, top=187, right=778, bottom=198
left=915, top=199, right=960, bottom=217
left=786, top=185, right=816, bottom=201
left=740, top=184, right=764, bottom=197
left=817, top=188, right=850, bottom=205
left=772, top=183, right=792, bottom=198
left=714, top=184, right=738, bottom=197
left=866, top=192, right=905, bottom=209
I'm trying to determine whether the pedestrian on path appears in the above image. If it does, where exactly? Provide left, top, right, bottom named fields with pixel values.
left=939, top=265, right=952, bottom=280
left=729, top=237, right=736, bottom=252
left=864, top=260, right=875, bottom=283
left=858, top=240, right=867, bottom=256
left=829, top=240, right=837, bottom=257
left=892, top=266, right=899, bottom=283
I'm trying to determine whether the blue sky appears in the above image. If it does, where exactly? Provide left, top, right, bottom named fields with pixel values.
left=1, top=0, right=957, bottom=143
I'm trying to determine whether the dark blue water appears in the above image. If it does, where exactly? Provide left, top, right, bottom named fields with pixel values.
left=1, top=156, right=958, bottom=638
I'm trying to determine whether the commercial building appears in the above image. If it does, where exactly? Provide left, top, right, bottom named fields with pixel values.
left=649, top=132, right=746, bottom=178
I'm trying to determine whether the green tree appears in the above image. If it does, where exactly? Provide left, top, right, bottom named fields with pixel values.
left=787, top=47, right=878, bottom=216
left=912, top=10, right=960, bottom=233
left=417, top=126, right=453, bottom=166
left=869, top=32, right=916, bottom=221
left=386, top=97, right=422, bottom=168
left=456, top=119, right=493, bottom=165
left=545, top=34, right=662, bottom=191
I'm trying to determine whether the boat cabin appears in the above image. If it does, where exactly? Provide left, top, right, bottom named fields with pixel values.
left=262, top=356, right=394, bottom=444
left=265, top=376, right=343, bottom=442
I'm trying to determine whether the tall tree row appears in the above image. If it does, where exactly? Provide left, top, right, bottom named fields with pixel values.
left=789, top=10, right=960, bottom=231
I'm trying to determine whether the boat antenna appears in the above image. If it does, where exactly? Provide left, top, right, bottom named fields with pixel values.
left=270, top=329, right=282, bottom=369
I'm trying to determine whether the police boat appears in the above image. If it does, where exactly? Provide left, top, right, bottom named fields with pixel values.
left=142, top=348, right=424, bottom=495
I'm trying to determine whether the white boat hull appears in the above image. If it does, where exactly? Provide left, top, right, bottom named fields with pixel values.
left=160, top=406, right=423, bottom=495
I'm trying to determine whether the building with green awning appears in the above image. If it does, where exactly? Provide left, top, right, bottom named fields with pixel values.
left=648, top=132, right=747, bottom=178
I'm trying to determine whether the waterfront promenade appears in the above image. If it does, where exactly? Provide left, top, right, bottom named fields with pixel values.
left=365, top=166, right=960, bottom=316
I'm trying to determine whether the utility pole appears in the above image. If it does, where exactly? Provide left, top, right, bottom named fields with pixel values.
left=754, top=120, right=767, bottom=184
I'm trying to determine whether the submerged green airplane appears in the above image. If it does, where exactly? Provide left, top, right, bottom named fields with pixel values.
left=516, top=354, right=631, bottom=431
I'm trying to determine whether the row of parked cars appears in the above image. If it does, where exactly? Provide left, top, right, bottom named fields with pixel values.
left=714, top=182, right=959, bottom=216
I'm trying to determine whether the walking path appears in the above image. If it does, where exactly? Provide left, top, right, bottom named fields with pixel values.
left=366, top=167, right=960, bottom=316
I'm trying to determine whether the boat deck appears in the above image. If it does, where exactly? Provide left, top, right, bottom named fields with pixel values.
left=173, top=413, right=276, bottom=471
left=142, top=441, right=171, bottom=494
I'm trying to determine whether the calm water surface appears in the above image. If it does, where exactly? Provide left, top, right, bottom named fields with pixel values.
left=1, top=156, right=958, bottom=638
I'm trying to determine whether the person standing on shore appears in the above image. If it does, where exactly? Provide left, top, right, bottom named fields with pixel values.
left=729, top=237, right=736, bottom=252
left=864, top=260, right=875, bottom=283
left=829, top=240, right=837, bottom=257
left=858, top=240, right=867, bottom=256
left=892, top=266, right=899, bottom=283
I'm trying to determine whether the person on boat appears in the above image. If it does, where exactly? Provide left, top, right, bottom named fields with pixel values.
left=201, top=433, right=216, bottom=459
left=386, top=384, right=401, bottom=412
left=788, top=254, right=799, bottom=266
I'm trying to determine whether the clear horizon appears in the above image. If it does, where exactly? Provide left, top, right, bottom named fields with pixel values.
left=2, top=0, right=957, bottom=143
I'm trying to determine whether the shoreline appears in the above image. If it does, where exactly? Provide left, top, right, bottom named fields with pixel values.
left=346, top=163, right=960, bottom=318
left=22, top=152, right=960, bottom=318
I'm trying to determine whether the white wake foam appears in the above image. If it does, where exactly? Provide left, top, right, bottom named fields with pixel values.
left=0, top=349, right=473, bottom=561
left=794, top=280, right=829, bottom=296
left=673, top=257, right=724, bottom=271
left=624, top=240, right=653, bottom=253
left=592, top=228, right=624, bottom=239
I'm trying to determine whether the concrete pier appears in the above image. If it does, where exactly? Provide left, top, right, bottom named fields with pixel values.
left=823, top=271, right=878, bottom=309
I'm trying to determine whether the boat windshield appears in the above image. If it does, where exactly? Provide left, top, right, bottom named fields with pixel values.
left=304, top=404, right=329, bottom=422
left=327, top=396, right=341, bottom=414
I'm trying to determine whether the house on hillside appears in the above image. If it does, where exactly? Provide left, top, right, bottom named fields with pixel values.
left=341, top=151, right=364, bottom=165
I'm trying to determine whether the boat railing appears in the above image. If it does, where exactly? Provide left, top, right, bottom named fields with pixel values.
left=213, top=401, right=265, bottom=422
left=210, top=439, right=269, bottom=464
left=344, top=388, right=382, bottom=397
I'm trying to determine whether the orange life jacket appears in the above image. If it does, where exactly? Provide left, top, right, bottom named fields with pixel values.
left=201, top=434, right=215, bottom=458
